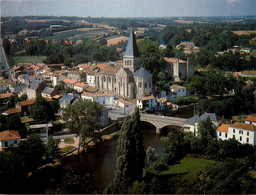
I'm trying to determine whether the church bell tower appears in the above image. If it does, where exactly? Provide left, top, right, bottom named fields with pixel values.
left=123, top=30, right=141, bottom=73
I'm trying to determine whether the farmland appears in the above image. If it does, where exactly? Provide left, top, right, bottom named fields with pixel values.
left=13, top=56, right=47, bottom=64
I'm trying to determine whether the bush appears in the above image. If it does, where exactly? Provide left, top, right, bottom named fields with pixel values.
left=170, top=96, right=197, bottom=106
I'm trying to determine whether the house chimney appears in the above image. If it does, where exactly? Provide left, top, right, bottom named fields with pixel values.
left=231, top=120, right=233, bottom=124
left=198, top=112, right=200, bottom=117
left=222, top=115, right=224, bottom=121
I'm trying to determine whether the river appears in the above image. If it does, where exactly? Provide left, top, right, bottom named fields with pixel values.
left=25, top=108, right=194, bottom=193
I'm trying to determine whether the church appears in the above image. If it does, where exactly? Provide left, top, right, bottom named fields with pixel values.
left=95, top=30, right=153, bottom=99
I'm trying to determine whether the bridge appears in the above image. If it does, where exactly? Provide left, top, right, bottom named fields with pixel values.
left=140, top=113, right=187, bottom=133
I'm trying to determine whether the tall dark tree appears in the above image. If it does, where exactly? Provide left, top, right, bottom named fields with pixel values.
left=45, top=135, right=60, bottom=160
left=30, top=97, right=55, bottom=121
left=106, top=107, right=145, bottom=193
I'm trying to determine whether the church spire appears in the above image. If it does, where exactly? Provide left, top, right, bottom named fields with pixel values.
left=124, top=30, right=140, bottom=58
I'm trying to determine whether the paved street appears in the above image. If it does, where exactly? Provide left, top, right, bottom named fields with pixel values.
left=106, top=102, right=136, bottom=120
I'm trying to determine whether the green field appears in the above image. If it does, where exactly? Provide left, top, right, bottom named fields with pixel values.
left=161, top=157, right=216, bottom=178
left=13, top=56, right=47, bottom=64
left=44, top=29, right=112, bottom=40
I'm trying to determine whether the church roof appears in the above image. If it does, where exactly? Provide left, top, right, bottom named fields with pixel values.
left=134, top=67, right=152, bottom=77
left=124, top=30, right=140, bottom=58
left=123, top=68, right=133, bottom=75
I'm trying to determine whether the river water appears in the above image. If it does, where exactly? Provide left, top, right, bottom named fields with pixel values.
left=26, top=108, right=193, bottom=193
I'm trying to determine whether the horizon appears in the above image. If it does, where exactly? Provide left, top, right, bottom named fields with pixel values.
left=1, top=0, right=256, bottom=18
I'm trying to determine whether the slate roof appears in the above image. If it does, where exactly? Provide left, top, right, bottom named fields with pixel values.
left=59, top=94, right=76, bottom=103
left=123, top=68, right=133, bottom=75
left=28, top=80, right=42, bottom=90
left=184, top=113, right=221, bottom=126
left=124, top=30, right=140, bottom=58
left=41, top=87, right=55, bottom=95
left=134, top=67, right=152, bottom=77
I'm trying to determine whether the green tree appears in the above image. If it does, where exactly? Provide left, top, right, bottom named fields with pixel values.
left=45, top=135, right=60, bottom=160
left=106, top=107, right=145, bottom=193
left=17, top=134, right=46, bottom=173
left=146, top=146, right=159, bottom=167
left=30, top=97, right=55, bottom=121
left=62, top=99, right=103, bottom=153
left=6, top=114, right=23, bottom=130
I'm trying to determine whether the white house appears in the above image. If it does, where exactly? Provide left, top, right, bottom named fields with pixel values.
left=74, top=82, right=88, bottom=93
left=216, top=124, right=229, bottom=140
left=170, top=84, right=187, bottom=98
left=0, top=130, right=21, bottom=151
left=183, top=113, right=222, bottom=136
left=228, top=122, right=256, bottom=145
left=52, top=73, right=66, bottom=87
left=81, top=91, right=118, bottom=106
left=136, top=95, right=157, bottom=111
left=245, top=116, right=256, bottom=126
left=86, top=72, right=96, bottom=87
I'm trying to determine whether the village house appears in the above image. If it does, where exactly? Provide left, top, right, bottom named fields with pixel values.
left=176, top=41, right=200, bottom=55
left=156, top=97, right=168, bottom=110
left=170, top=84, right=187, bottom=98
left=183, top=113, right=222, bottom=136
left=0, top=92, right=14, bottom=105
left=241, top=71, right=256, bottom=77
left=28, top=123, right=53, bottom=139
left=16, top=99, right=35, bottom=116
left=67, top=71, right=86, bottom=82
left=245, top=116, right=256, bottom=126
left=59, top=93, right=79, bottom=108
left=0, top=80, right=9, bottom=93
left=136, top=95, right=157, bottom=111
left=26, top=80, right=46, bottom=99
left=74, top=82, right=88, bottom=93
left=217, top=122, right=256, bottom=146
left=81, top=91, right=118, bottom=106
left=41, top=87, right=59, bottom=98
left=63, top=78, right=77, bottom=88
left=0, top=130, right=21, bottom=151
left=164, top=57, right=194, bottom=81
left=52, top=72, right=66, bottom=87
left=18, top=74, right=30, bottom=85
left=2, top=107, right=21, bottom=116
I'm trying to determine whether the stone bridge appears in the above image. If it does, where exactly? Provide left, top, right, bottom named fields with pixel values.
left=140, top=113, right=186, bottom=133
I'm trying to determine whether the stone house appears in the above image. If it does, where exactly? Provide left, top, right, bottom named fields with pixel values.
left=26, top=80, right=46, bottom=99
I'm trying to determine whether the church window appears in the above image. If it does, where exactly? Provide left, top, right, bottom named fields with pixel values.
left=139, top=82, right=142, bottom=88
left=103, top=76, right=106, bottom=82
left=145, top=83, right=147, bottom=88
left=114, top=78, right=116, bottom=83
left=108, top=77, right=111, bottom=82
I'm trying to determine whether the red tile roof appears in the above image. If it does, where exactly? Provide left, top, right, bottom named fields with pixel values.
left=0, top=93, right=14, bottom=99
left=156, top=97, right=167, bottom=103
left=63, top=79, right=77, bottom=85
left=96, top=64, right=109, bottom=68
left=18, top=99, right=35, bottom=107
left=4, top=108, right=21, bottom=114
left=217, top=124, right=229, bottom=132
left=230, top=122, right=256, bottom=131
left=245, top=116, right=256, bottom=122
left=138, top=95, right=156, bottom=101
left=242, top=71, right=256, bottom=76
left=0, top=130, right=21, bottom=141
left=74, top=82, right=87, bottom=88
left=170, top=84, right=186, bottom=90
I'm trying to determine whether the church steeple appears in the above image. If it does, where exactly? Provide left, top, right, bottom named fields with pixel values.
left=123, top=30, right=141, bottom=73
left=124, top=30, right=140, bottom=58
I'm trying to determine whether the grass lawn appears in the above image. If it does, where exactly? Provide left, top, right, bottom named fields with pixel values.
left=64, top=137, right=75, bottom=144
left=161, top=157, right=216, bottom=178
left=61, top=145, right=76, bottom=154
left=13, top=56, right=47, bottom=64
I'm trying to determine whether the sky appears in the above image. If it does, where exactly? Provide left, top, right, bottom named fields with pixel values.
left=1, top=0, right=256, bottom=17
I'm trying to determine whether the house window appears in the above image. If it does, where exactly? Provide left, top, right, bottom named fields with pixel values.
left=225, top=133, right=227, bottom=138
left=219, top=132, right=222, bottom=136
left=4, top=142, right=8, bottom=147
left=247, top=132, right=249, bottom=136
left=240, top=136, right=242, bottom=141
left=14, top=140, right=17, bottom=144
left=233, top=135, right=235, bottom=139
left=239, top=130, right=243, bottom=135
left=246, top=138, right=249, bottom=143
left=233, top=129, right=235, bottom=133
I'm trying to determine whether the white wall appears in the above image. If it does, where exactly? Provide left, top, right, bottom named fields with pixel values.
left=228, top=127, right=255, bottom=145
left=87, top=75, right=95, bottom=87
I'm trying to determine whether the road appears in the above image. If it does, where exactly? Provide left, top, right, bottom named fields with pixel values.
left=106, top=102, right=136, bottom=120
left=0, top=39, right=15, bottom=81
